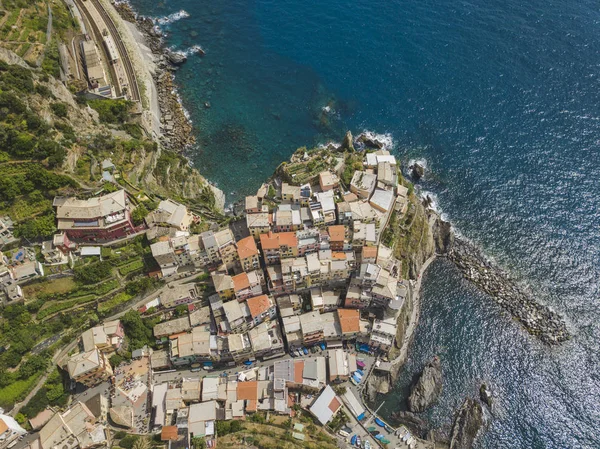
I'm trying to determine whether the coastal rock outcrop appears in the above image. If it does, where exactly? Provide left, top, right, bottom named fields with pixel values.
left=165, top=49, right=187, bottom=65
left=390, top=411, right=430, bottom=437
left=340, top=130, right=355, bottom=152
left=408, top=356, right=443, bottom=413
left=449, top=398, right=484, bottom=449
left=356, top=132, right=385, bottom=149
left=432, top=216, right=454, bottom=254
left=410, top=162, right=425, bottom=180
left=448, top=237, right=570, bottom=344
left=479, top=384, right=492, bottom=408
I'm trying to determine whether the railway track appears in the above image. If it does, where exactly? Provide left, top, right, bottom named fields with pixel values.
left=89, top=0, right=141, bottom=102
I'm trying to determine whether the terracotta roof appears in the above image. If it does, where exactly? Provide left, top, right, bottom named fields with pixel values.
left=0, top=419, right=8, bottom=435
left=237, top=236, right=259, bottom=260
left=278, top=232, right=298, bottom=248
left=332, top=252, right=346, bottom=260
left=259, top=232, right=279, bottom=250
left=247, top=294, right=272, bottom=318
left=161, top=426, right=178, bottom=441
left=246, top=399, right=258, bottom=412
left=337, top=308, right=360, bottom=334
left=294, top=361, right=304, bottom=384
left=362, top=246, right=378, bottom=259
left=232, top=272, right=250, bottom=292
left=237, top=381, right=258, bottom=400
left=328, top=225, right=346, bottom=242
left=328, top=397, right=342, bottom=413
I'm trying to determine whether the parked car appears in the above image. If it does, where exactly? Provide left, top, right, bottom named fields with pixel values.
left=289, top=350, right=296, bottom=357
left=310, top=346, right=318, bottom=353
left=296, top=349, right=303, bottom=357
left=302, top=347, right=308, bottom=355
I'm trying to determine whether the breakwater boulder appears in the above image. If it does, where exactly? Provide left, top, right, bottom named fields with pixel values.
left=408, top=356, right=443, bottom=413
left=450, top=398, right=483, bottom=449
left=448, top=237, right=570, bottom=345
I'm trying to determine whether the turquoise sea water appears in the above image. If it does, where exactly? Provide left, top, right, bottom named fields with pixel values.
left=127, top=0, right=600, bottom=447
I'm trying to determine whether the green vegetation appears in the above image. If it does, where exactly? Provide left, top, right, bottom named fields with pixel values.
left=36, top=295, right=96, bottom=320
left=88, top=99, right=132, bottom=124
left=19, top=368, right=69, bottom=420
left=97, top=292, right=132, bottom=313
left=50, top=102, right=68, bottom=118
left=121, top=310, right=162, bottom=351
left=119, top=259, right=144, bottom=276
left=341, top=152, right=363, bottom=186
left=73, top=260, right=113, bottom=284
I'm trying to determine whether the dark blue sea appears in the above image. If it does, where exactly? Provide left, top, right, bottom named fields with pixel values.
left=127, top=0, right=600, bottom=446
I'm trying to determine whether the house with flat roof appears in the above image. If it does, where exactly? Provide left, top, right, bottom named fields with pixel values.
left=248, top=321, right=285, bottom=359
left=281, top=183, right=301, bottom=204
left=369, top=317, right=397, bottom=351
left=227, top=333, right=253, bottom=363
left=273, top=205, right=302, bottom=233
left=350, top=171, right=377, bottom=200
left=223, top=300, right=251, bottom=332
left=319, top=171, right=339, bottom=192
left=328, top=349, right=357, bottom=383
left=300, top=311, right=324, bottom=345
left=160, top=283, right=198, bottom=309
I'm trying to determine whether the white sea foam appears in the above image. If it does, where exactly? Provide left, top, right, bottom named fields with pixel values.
left=156, top=10, right=190, bottom=25
left=418, top=189, right=449, bottom=221
left=358, top=130, right=395, bottom=151
left=176, top=45, right=205, bottom=57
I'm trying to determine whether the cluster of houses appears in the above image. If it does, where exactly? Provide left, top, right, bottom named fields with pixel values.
left=150, top=350, right=364, bottom=448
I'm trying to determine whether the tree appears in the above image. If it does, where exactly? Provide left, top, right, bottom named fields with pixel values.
left=132, top=437, right=150, bottom=449
left=14, top=213, right=57, bottom=239
left=131, top=204, right=148, bottom=226
left=174, top=304, right=188, bottom=317
left=191, top=436, right=205, bottom=449
left=109, top=354, right=124, bottom=369
left=73, top=260, right=112, bottom=284
left=119, top=435, right=139, bottom=449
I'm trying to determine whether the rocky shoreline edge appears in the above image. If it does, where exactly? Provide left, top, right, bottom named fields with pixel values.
left=112, top=1, right=196, bottom=152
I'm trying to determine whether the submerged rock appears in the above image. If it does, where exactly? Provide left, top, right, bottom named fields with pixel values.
left=408, top=356, right=443, bottom=413
left=450, top=398, right=484, bottom=449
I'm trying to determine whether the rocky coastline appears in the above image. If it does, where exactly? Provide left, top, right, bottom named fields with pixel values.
left=447, top=237, right=570, bottom=344
left=112, top=1, right=196, bottom=151
left=407, top=356, right=443, bottom=413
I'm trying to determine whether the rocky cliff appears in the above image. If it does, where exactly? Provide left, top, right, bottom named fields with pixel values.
left=449, top=398, right=484, bottom=449
left=0, top=49, right=223, bottom=213
left=408, top=356, right=443, bottom=412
